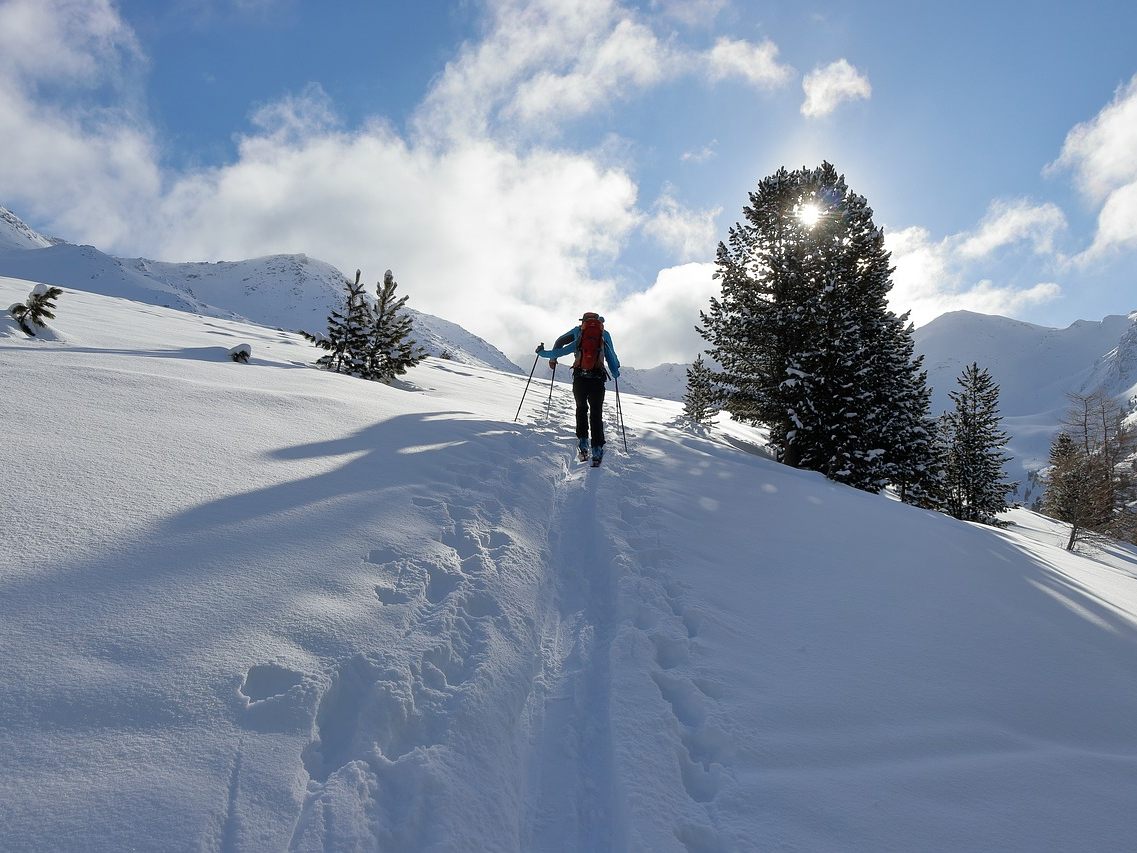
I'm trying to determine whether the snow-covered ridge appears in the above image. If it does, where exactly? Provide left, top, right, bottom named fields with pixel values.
left=0, top=206, right=520, bottom=374
left=0, top=205, right=55, bottom=250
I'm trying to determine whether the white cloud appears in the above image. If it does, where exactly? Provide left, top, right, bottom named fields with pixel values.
left=706, top=37, right=794, bottom=89
left=0, top=0, right=140, bottom=84
left=417, top=1, right=794, bottom=141
left=642, top=189, right=720, bottom=261
left=956, top=199, right=1067, bottom=259
left=1048, top=74, right=1137, bottom=203
left=681, top=139, right=717, bottom=163
left=886, top=224, right=1062, bottom=325
left=505, top=18, right=674, bottom=125
left=1049, top=74, right=1137, bottom=262
left=0, top=0, right=157, bottom=247
left=1081, top=181, right=1137, bottom=260
left=612, top=262, right=718, bottom=366
left=800, top=59, right=871, bottom=118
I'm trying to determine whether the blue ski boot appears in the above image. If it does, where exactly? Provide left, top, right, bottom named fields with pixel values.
left=578, top=438, right=590, bottom=462
left=590, top=444, right=604, bottom=467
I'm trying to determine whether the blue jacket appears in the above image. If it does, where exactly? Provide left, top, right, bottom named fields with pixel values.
left=538, top=325, right=620, bottom=379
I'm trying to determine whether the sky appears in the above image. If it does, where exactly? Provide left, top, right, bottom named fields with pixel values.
left=2, top=0, right=1136, bottom=368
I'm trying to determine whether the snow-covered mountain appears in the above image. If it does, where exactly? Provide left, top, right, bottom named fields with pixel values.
left=5, top=276, right=1137, bottom=852
left=915, top=310, right=1137, bottom=500
left=616, top=361, right=689, bottom=400
left=0, top=206, right=521, bottom=374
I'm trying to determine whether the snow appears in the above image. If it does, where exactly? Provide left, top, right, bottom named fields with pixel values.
left=4, top=276, right=1137, bottom=851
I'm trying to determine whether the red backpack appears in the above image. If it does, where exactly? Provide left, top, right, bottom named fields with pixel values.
left=576, top=312, right=605, bottom=373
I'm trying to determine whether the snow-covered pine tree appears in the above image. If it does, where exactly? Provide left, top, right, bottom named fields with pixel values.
left=9, top=284, right=63, bottom=336
left=365, top=270, right=425, bottom=383
left=873, top=311, right=944, bottom=506
left=683, top=355, right=719, bottom=425
left=939, top=362, right=1015, bottom=524
left=698, top=162, right=931, bottom=493
left=304, top=269, right=367, bottom=373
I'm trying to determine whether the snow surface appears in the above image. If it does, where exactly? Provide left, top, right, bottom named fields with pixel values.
left=4, top=277, right=1137, bottom=851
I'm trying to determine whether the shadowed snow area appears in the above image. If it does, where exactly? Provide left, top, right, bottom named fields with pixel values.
left=3, top=278, right=1137, bottom=851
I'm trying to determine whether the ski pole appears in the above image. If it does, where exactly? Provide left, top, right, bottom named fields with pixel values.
left=614, top=376, right=629, bottom=453
left=546, top=362, right=557, bottom=419
left=514, top=348, right=542, bottom=422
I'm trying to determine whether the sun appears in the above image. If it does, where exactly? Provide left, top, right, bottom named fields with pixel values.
left=796, top=202, right=822, bottom=228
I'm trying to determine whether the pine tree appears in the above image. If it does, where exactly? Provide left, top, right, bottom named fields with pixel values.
left=365, top=270, right=425, bottom=383
left=683, top=355, right=719, bottom=425
left=9, top=284, right=63, bottom=336
left=304, top=269, right=367, bottom=373
left=698, top=161, right=933, bottom=493
left=939, top=363, right=1015, bottom=523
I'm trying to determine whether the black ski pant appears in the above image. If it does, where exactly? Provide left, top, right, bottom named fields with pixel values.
left=572, top=373, right=606, bottom=446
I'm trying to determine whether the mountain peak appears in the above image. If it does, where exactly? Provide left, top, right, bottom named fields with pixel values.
left=0, top=206, right=53, bottom=250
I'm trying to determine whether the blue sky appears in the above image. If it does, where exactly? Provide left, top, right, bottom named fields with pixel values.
left=2, top=0, right=1136, bottom=367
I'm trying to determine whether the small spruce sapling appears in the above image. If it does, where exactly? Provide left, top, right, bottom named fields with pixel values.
left=9, top=284, right=63, bottom=336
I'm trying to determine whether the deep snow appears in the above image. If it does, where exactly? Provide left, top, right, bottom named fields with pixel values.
left=4, top=278, right=1137, bottom=852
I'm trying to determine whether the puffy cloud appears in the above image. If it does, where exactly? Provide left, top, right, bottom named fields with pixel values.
left=705, top=37, right=794, bottom=89
left=0, top=0, right=158, bottom=246
left=800, top=59, right=871, bottom=118
left=0, top=0, right=140, bottom=84
left=956, top=199, right=1067, bottom=259
left=151, top=117, right=639, bottom=363
left=417, top=0, right=793, bottom=141
left=886, top=224, right=1062, bottom=325
left=505, top=18, right=674, bottom=125
left=642, top=189, right=721, bottom=261
left=1081, top=181, right=1137, bottom=259
left=1048, top=74, right=1137, bottom=202
left=611, top=263, right=718, bottom=366
left=1049, top=74, right=1137, bottom=261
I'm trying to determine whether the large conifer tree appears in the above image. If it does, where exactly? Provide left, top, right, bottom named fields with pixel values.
left=939, top=362, right=1015, bottom=523
left=699, top=162, right=935, bottom=493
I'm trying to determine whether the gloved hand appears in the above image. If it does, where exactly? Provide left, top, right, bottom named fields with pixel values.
left=535, top=342, right=544, bottom=354
left=611, top=366, right=620, bottom=379
left=549, top=359, right=558, bottom=370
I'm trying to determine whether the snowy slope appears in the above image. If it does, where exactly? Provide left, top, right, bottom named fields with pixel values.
left=4, top=276, right=1137, bottom=852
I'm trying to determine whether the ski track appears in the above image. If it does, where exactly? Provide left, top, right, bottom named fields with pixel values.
left=232, top=389, right=735, bottom=852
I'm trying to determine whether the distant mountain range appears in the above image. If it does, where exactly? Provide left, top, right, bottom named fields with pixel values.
left=0, top=206, right=521, bottom=375
left=4, top=203, right=1135, bottom=501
